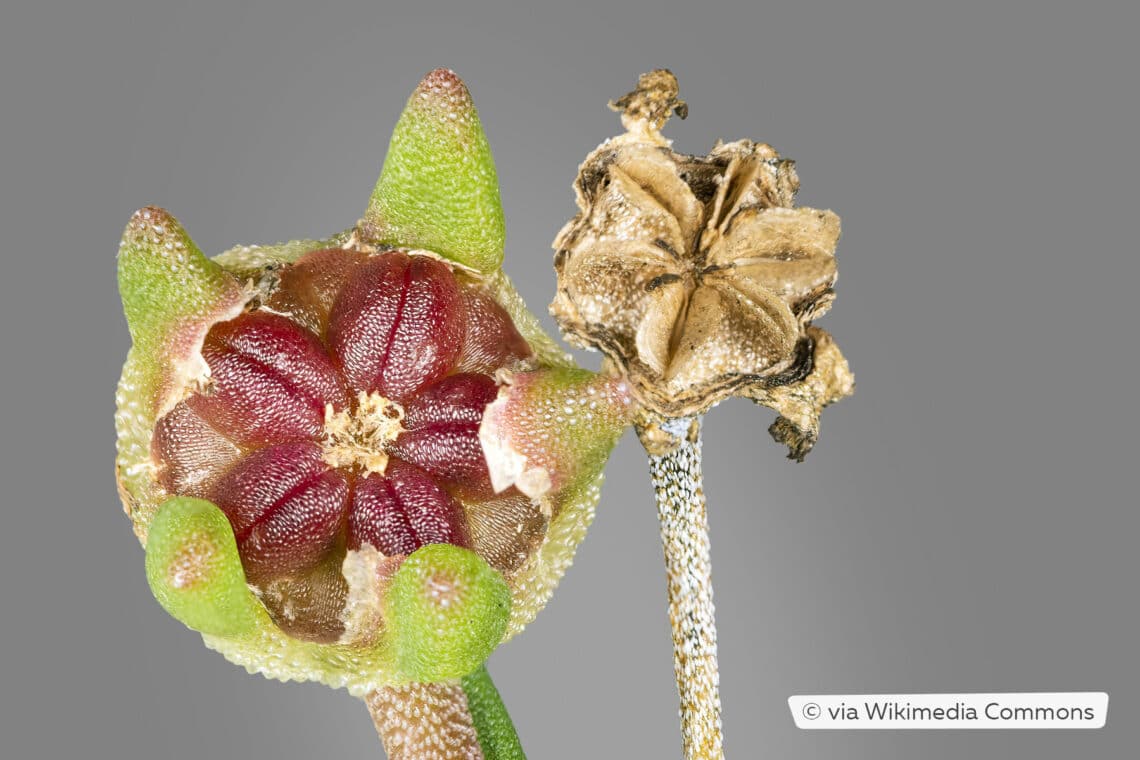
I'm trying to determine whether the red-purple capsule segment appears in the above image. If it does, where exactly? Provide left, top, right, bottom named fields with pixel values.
left=152, top=401, right=242, bottom=498
left=209, top=442, right=349, bottom=579
left=267, top=247, right=370, bottom=339
left=191, top=312, right=349, bottom=445
left=328, top=254, right=464, bottom=400
left=456, top=288, right=534, bottom=374
left=393, top=373, right=498, bottom=488
left=347, top=459, right=470, bottom=556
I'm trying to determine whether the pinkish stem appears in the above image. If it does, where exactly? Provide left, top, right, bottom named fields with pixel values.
left=365, top=665, right=525, bottom=759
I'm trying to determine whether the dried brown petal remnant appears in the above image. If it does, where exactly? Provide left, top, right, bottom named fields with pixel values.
left=552, top=70, right=852, bottom=454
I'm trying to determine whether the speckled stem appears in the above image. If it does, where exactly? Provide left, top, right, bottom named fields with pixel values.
left=365, top=666, right=525, bottom=759
left=640, top=416, right=725, bottom=760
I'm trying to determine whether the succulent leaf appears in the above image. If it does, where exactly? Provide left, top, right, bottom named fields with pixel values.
left=385, top=544, right=510, bottom=682
left=116, top=208, right=249, bottom=535
left=118, top=207, right=246, bottom=350
left=479, top=368, right=633, bottom=639
left=362, top=69, right=505, bottom=273
left=462, top=665, right=527, bottom=759
left=145, top=497, right=260, bottom=637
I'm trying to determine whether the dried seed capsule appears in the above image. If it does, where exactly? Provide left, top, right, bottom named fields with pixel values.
left=551, top=69, right=853, bottom=455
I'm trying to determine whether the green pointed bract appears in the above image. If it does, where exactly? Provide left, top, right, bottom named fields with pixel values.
left=385, top=544, right=510, bottom=682
left=115, top=208, right=248, bottom=536
left=117, top=207, right=245, bottom=350
left=145, top=497, right=260, bottom=637
left=363, top=69, right=505, bottom=273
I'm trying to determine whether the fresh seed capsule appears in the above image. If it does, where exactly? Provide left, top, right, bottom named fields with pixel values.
left=150, top=247, right=536, bottom=640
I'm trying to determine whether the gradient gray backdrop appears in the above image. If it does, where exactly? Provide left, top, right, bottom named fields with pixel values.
left=2, top=1, right=1136, bottom=758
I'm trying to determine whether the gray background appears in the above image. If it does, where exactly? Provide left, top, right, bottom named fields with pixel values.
left=1, top=1, right=1136, bottom=758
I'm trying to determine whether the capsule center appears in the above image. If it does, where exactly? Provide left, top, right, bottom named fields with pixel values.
left=321, top=391, right=405, bottom=474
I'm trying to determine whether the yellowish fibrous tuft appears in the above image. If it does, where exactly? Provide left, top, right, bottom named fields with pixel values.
left=321, top=392, right=406, bottom=473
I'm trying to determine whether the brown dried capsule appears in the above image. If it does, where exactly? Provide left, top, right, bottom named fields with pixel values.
left=552, top=70, right=852, bottom=457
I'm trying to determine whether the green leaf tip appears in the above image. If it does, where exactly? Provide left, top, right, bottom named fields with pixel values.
left=145, top=497, right=259, bottom=637
left=363, top=68, right=506, bottom=273
left=115, top=208, right=248, bottom=536
left=117, top=206, right=244, bottom=348
left=385, top=543, right=510, bottom=682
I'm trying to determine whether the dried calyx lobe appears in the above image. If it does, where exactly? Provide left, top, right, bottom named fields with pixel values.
left=152, top=248, right=534, bottom=642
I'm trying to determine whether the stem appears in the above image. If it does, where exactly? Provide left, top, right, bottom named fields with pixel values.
left=639, top=415, right=725, bottom=760
left=365, top=666, right=526, bottom=759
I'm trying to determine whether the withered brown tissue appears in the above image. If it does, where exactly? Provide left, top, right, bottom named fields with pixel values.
left=551, top=70, right=853, bottom=458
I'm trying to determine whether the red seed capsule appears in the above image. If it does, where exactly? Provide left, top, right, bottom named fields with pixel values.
left=149, top=248, right=534, bottom=640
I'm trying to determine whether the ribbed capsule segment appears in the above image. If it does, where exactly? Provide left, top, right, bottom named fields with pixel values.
left=456, top=288, right=533, bottom=374
left=265, top=247, right=371, bottom=339
left=209, top=442, right=349, bottom=583
left=393, top=373, right=499, bottom=489
left=328, top=254, right=465, bottom=400
left=348, top=460, right=471, bottom=555
left=192, top=312, right=349, bottom=445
